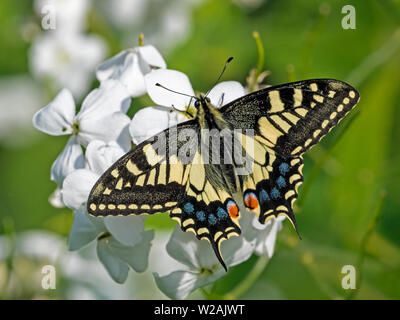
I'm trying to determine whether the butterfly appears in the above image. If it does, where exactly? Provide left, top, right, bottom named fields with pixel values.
left=87, top=78, right=360, bottom=270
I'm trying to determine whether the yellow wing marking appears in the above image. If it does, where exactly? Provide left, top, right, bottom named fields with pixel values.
left=143, top=144, right=164, bottom=166
left=258, top=117, right=283, bottom=145
left=293, top=88, right=303, bottom=107
left=126, top=160, right=141, bottom=175
left=268, top=90, right=285, bottom=112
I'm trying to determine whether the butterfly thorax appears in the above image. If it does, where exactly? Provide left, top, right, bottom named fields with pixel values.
left=193, top=96, right=241, bottom=195
left=195, top=95, right=228, bottom=130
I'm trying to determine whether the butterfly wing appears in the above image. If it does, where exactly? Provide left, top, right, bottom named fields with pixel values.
left=172, top=151, right=241, bottom=270
left=221, top=79, right=360, bottom=157
left=88, top=119, right=241, bottom=270
left=242, top=145, right=304, bottom=232
left=87, top=121, right=196, bottom=217
left=221, top=79, right=359, bottom=229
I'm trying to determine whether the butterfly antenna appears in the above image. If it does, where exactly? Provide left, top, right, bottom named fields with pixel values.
left=155, top=83, right=197, bottom=100
left=205, top=57, right=234, bottom=98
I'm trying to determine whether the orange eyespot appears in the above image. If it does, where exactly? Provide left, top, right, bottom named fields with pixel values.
left=227, top=201, right=239, bottom=218
left=244, top=192, right=259, bottom=211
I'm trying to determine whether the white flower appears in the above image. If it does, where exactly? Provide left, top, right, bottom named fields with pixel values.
left=0, top=230, right=142, bottom=299
left=50, top=136, right=85, bottom=187
left=100, top=0, right=148, bottom=29
left=46, top=135, right=85, bottom=207
left=153, top=224, right=256, bottom=300
left=63, top=140, right=154, bottom=283
left=61, top=140, right=126, bottom=210
left=130, top=69, right=245, bottom=144
left=100, top=0, right=202, bottom=53
left=34, top=0, right=92, bottom=34
left=29, top=32, right=106, bottom=98
left=251, top=216, right=285, bottom=257
left=33, top=81, right=132, bottom=149
left=240, top=203, right=285, bottom=258
left=96, top=45, right=166, bottom=97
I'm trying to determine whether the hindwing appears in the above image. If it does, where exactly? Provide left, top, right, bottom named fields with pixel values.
left=171, top=151, right=242, bottom=270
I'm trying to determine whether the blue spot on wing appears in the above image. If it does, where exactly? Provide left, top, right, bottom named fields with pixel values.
left=184, top=203, right=194, bottom=214
left=196, top=211, right=205, bottom=222
left=276, top=176, right=287, bottom=189
left=208, top=214, right=217, bottom=225
left=271, top=187, right=280, bottom=199
left=217, top=207, right=228, bottom=219
left=259, top=189, right=269, bottom=203
left=279, top=162, right=290, bottom=175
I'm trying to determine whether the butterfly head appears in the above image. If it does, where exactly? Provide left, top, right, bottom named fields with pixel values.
left=194, top=95, right=211, bottom=110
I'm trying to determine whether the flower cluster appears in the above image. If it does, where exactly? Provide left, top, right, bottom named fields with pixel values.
left=30, top=0, right=106, bottom=99
left=33, top=34, right=285, bottom=298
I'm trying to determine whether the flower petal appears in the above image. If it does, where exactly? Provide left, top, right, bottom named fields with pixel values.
left=119, top=52, right=148, bottom=97
left=207, top=81, right=245, bottom=108
left=145, top=69, right=194, bottom=110
left=167, top=223, right=255, bottom=272
left=68, top=206, right=106, bottom=251
left=154, top=270, right=199, bottom=300
left=78, top=112, right=131, bottom=149
left=129, top=106, right=187, bottom=145
left=221, top=234, right=256, bottom=267
left=254, top=217, right=284, bottom=258
left=166, top=227, right=205, bottom=269
left=104, top=215, right=145, bottom=246
left=96, top=48, right=164, bottom=98
left=97, top=230, right=154, bottom=279
left=62, top=169, right=98, bottom=210
left=116, top=230, right=154, bottom=272
left=97, top=237, right=130, bottom=284
left=150, top=231, right=188, bottom=277
left=48, top=188, right=65, bottom=208
left=154, top=266, right=225, bottom=300
left=32, top=88, right=75, bottom=135
left=85, top=140, right=126, bottom=176
left=77, top=79, right=131, bottom=120
left=138, top=45, right=166, bottom=69
left=96, top=50, right=130, bottom=82
left=50, top=136, right=85, bottom=187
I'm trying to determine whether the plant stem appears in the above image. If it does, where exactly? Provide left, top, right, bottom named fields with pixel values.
left=223, top=255, right=269, bottom=300
left=252, top=31, right=264, bottom=80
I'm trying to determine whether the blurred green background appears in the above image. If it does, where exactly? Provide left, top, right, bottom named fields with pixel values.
left=0, top=0, right=400, bottom=299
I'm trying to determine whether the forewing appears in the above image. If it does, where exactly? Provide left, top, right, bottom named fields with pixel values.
left=87, top=121, right=196, bottom=216
left=221, top=79, right=360, bottom=157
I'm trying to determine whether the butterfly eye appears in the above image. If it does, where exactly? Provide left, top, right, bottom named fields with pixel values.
left=194, top=100, right=200, bottom=108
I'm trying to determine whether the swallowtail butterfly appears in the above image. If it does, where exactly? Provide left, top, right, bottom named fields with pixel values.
left=87, top=77, right=360, bottom=270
